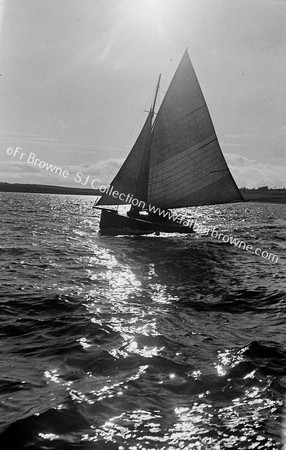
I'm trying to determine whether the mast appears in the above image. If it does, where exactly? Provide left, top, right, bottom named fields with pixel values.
left=151, top=74, right=161, bottom=118
left=96, top=74, right=162, bottom=207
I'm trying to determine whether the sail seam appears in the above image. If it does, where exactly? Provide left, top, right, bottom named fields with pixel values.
left=151, top=135, right=217, bottom=170
left=151, top=172, right=232, bottom=200
left=150, top=146, right=221, bottom=175
left=149, top=143, right=224, bottom=182
left=186, top=104, right=206, bottom=116
left=199, top=138, right=217, bottom=149
left=149, top=156, right=226, bottom=187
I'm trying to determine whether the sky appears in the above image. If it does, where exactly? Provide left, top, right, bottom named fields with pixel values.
left=0, top=0, right=285, bottom=188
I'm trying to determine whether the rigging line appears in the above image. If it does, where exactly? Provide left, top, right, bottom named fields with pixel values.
left=102, top=55, right=174, bottom=185
left=102, top=85, right=159, bottom=186
left=102, top=109, right=145, bottom=185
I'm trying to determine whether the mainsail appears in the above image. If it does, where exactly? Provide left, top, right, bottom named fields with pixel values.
left=97, top=49, right=243, bottom=209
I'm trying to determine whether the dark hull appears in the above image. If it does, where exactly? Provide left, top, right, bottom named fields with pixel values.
left=99, top=209, right=194, bottom=236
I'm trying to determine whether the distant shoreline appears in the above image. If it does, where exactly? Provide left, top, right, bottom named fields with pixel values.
left=0, top=182, right=101, bottom=196
left=240, top=188, right=286, bottom=204
left=0, top=183, right=286, bottom=204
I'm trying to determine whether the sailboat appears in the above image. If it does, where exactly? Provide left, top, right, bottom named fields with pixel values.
left=94, top=49, right=244, bottom=236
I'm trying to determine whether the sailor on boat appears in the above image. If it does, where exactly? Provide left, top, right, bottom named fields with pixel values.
left=127, top=206, right=172, bottom=223
left=148, top=209, right=172, bottom=223
left=127, top=206, right=142, bottom=219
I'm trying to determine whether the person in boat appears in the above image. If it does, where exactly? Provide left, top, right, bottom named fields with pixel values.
left=148, top=209, right=172, bottom=222
left=127, top=205, right=142, bottom=219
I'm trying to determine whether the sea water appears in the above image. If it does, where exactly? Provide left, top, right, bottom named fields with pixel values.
left=0, top=192, right=285, bottom=449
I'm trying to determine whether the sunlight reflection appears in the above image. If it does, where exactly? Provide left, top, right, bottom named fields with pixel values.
left=244, top=370, right=256, bottom=380
left=84, top=409, right=164, bottom=444
left=82, top=244, right=175, bottom=367
left=215, top=348, right=244, bottom=376
left=90, top=365, right=149, bottom=403
left=215, top=364, right=226, bottom=376
left=69, top=389, right=94, bottom=405
left=170, top=404, right=214, bottom=447
left=151, top=283, right=177, bottom=304
left=44, top=369, right=61, bottom=384
left=38, top=433, right=60, bottom=441
left=45, top=364, right=150, bottom=408
left=77, top=337, right=92, bottom=349
left=108, top=330, right=164, bottom=359
left=44, top=368, right=73, bottom=387
left=77, top=388, right=281, bottom=448
left=191, top=370, right=201, bottom=380
left=110, top=315, right=158, bottom=337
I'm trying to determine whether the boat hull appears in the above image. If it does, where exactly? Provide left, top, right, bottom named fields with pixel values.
left=99, top=209, right=194, bottom=236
